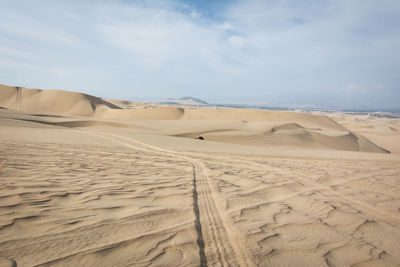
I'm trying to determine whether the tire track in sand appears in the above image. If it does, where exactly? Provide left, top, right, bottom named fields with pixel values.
left=80, top=130, right=253, bottom=267
left=191, top=164, right=208, bottom=267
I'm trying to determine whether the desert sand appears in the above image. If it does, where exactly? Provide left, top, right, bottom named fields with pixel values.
left=0, top=84, right=400, bottom=266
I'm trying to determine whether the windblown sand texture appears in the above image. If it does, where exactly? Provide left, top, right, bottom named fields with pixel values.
left=1, top=84, right=400, bottom=266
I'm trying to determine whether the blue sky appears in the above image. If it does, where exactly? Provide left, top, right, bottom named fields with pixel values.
left=1, top=0, right=400, bottom=109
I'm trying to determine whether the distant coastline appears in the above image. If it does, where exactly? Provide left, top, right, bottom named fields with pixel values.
left=158, top=101, right=400, bottom=118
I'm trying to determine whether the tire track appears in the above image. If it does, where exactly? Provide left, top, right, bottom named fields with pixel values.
left=79, top=130, right=253, bottom=267
left=194, top=161, right=232, bottom=266
left=192, top=164, right=208, bottom=267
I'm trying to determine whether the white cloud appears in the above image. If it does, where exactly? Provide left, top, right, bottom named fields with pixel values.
left=228, top=35, right=245, bottom=48
left=0, top=0, right=399, bottom=109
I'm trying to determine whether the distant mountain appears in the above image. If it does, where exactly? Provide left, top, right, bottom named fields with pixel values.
left=160, top=96, right=208, bottom=106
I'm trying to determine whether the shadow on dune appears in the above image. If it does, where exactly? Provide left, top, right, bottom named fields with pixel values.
left=10, top=118, right=142, bottom=129
left=174, top=122, right=390, bottom=154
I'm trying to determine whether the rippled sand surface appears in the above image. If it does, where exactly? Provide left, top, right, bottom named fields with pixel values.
left=1, top=104, right=400, bottom=266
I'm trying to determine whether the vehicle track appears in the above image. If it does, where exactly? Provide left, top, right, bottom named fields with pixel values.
left=173, top=151, right=400, bottom=225
left=85, top=130, right=400, bottom=226
left=80, top=130, right=253, bottom=267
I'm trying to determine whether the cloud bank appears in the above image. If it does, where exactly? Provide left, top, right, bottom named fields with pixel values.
left=0, top=0, right=399, bottom=109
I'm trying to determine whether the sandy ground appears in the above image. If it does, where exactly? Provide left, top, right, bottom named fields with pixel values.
left=1, top=85, right=400, bottom=266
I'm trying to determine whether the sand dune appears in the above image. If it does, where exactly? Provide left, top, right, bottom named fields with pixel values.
left=1, top=85, right=400, bottom=266
left=0, top=84, right=391, bottom=154
left=325, top=112, right=400, bottom=155
left=0, top=84, right=185, bottom=120
left=1, top=84, right=387, bottom=153
left=0, top=84, right=346, bottom=128
left=0, top=84, right=121, bottom=117
left=173, top=121, right=388, bottom=153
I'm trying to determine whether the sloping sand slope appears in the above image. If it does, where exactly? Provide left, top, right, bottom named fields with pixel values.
left=173, top=121, right=388, bottom=153
left=0, top=84, right=121, bottom=116
left=326, top=112, right=400, bottom=154
left=95, top=106, right=185, bottom=120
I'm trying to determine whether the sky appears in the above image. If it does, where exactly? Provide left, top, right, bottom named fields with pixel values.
left=1, top=0, right=400, bottom=110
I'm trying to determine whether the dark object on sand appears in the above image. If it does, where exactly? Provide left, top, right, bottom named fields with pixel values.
left=0, top=162, right=2, bottom=172
left=197, top=136, right=204, bottom=140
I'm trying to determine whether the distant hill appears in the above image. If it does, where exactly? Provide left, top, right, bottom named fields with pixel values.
left=160, top=96, right=208, bottom=106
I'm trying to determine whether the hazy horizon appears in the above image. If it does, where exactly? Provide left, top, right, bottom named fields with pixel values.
left=1, top=0, right=399, bottom=110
